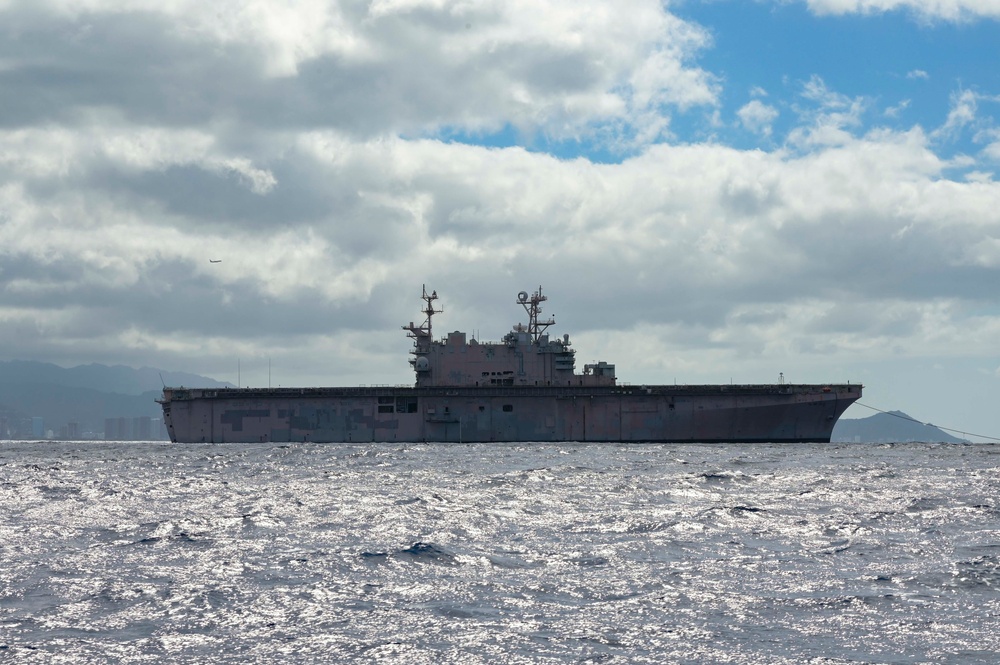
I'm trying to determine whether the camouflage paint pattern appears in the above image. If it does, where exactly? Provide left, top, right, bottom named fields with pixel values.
left=160, top=288, right=862, bottom=443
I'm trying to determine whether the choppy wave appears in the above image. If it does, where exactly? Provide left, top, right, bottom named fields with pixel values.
left=2, top=440, right=999, bottom=663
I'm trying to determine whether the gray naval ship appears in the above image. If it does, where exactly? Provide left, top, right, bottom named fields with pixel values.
left=159, top=287, right=861, bottom=443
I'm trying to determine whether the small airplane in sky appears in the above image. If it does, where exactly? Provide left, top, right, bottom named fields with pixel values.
left=209, top=259, right=222, bottom=263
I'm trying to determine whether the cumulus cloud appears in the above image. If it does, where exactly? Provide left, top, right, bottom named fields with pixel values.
left=933, top=88, right=979, bottom=140
left=788, top=76, right=869, bottom=148
left=984, top=134, right=1000, bottom=162
left=4, top=110, right=999, bottom=386
left=737, top=100, right=779, bottom=136
left=0, top=0, right=717, bottom=146
left=800, top=0, right=1000, bottom=21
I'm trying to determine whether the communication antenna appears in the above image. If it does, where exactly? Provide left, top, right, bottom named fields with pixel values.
left=517, top=286, right=555, bottom=343
left=403, top=286, right=442, bottom=377
left=403, top=285, right=441, bottom=342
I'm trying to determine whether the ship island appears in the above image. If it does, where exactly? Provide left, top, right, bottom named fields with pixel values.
left=159, top=286, right=861, bottom=443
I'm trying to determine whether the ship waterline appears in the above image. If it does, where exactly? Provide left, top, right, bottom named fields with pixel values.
left=159, top=287, right=861, bottom=443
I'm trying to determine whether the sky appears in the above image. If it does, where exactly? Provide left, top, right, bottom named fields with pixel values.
left=1, top=0, right=999, bottom=440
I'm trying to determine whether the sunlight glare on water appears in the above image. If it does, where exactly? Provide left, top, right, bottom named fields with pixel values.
left=2, top=440, right=999, bottom=663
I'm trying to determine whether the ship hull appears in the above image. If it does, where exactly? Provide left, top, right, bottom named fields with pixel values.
left=159, top=384, right=861, bottom=444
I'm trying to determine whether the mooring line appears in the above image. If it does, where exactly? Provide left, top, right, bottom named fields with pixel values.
left=855, top=402, right=1000, bottom=443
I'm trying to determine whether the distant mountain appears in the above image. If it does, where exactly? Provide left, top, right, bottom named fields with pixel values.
left=0, top=360, right=231, bottom=438
left=833, top=410, right=967, bottom=443
left=0, top=360, right=232, bottom=395
left=0, top=384, right=162, bottom=433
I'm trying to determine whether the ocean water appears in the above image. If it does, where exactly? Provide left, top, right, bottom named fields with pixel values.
left=1, top=441, right=999, bottom=664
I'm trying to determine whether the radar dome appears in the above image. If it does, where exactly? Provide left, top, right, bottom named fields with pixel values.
left=414, top=356, right=430, bottom=371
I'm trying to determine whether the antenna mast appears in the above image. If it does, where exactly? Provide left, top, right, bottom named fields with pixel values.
left=517, top=286, right=555, bottom=343
left=403, top=284, right=441, bottom=345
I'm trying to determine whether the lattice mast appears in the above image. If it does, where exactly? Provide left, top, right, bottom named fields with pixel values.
left=403, top=285, right=441, bottom=352
left=517, top=286, right=555, bottom=343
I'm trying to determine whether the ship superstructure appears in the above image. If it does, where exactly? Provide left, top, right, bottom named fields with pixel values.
left=159, top=287, right=861, bottom=443
left=403, top=286, right=615, bottom=389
